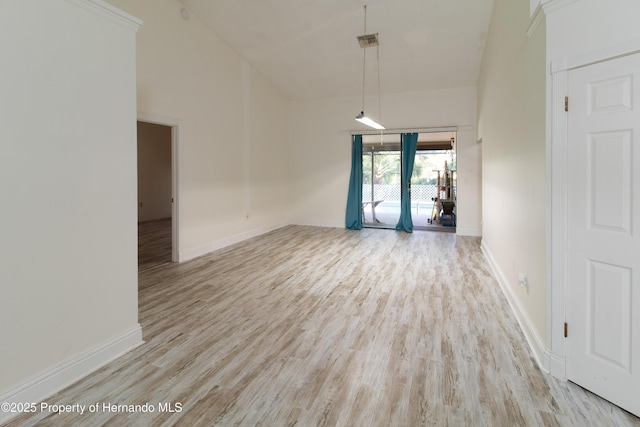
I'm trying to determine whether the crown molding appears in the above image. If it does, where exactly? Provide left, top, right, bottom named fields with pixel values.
left=541, top=0, right=578, bottom=15
left=65, top=0, right=143, bottom=32
left=526, top=4, right=544, bottom=38
left=527, top=0, right=577, bottom=37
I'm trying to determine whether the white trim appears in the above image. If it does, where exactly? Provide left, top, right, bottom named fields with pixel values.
left=291, top=218, right=344, bottom=229
left=481, top=241, right=548, bottom=373
left=242, top=63, right=253, bottom=223
left=528, top=0, right=578, bottom=38
left=554, top=37, right=640, bottom=72
left=181, top=221, right=291, bottom=262
left=137, top=113, right=182, bottom=128
left=547, top=64, right=568, bottom=379
left=548, top=38, right=640, bottom=382
left=530, top=0, right=540, bottom=17
left=545, top=349, right=567, bottom=379
left=172, top=126, right=182, bottom=262
left=137, top=113, right=183, bottom=263
left=288, top=219, right=480, bottom=235
left=540, top=0, right=577, bottom=15
left=64, top=0, right=142, bottom=32
left=526, top=4, right=544, bottom=38
left=0, top=326, right=142, bottom=424
left=343, top=126, right=459, bottom=136
left=454, top=226, right=482, bottom=237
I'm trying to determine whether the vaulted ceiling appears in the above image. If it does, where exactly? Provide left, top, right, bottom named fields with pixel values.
left=177, top=0, right=495, bottom=101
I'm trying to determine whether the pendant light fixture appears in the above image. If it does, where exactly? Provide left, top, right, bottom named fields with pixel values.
left=355, top=5, right=385, bottom=130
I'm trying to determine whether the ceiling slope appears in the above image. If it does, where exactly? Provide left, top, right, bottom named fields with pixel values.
left=178, top=0, right=495, bottom=100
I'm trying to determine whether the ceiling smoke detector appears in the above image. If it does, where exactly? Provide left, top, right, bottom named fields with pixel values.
left=357, top=33, right=379, bottom=48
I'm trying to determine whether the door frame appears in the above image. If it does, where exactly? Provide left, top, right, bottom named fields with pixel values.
left=361, top=137, right=402, bottom=228
left=137, top=112, right=182, bottom=263
left=547, top=37, right=640, bottom=379
left=358, top=128, right=459, bottom=230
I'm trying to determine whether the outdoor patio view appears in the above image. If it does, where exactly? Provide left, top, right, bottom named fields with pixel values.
left=362, top=142, right=456, bottom=230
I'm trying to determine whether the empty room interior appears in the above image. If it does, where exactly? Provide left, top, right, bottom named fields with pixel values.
left=2, top=0, right=640, bottom=425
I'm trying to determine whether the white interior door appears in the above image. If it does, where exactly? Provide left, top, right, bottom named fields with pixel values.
left=567, top=53, right=640, bottom=417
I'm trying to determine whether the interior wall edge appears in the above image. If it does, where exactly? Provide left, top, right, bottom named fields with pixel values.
left=455, top=226, right=482, bottom=237
left=0, top=325, right=142, bottom=424
left=481, top=240, right=548, bottom=374
left=180, top=220, right=291, bottom=262
left=65, top=0, right=143, bottom=31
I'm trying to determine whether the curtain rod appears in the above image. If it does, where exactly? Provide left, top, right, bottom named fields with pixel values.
left=341, top=126, right=458, bottom=136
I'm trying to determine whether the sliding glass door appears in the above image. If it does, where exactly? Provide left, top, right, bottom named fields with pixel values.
left=362, top=139, right=401, bottom=227
left=359, top=131, right=457, bottom=231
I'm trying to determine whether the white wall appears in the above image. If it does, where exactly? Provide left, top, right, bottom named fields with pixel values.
left=288, top=87, right=481, bottom=236
left=530, top=0, right=541, bottom=17
left=476, top=0, right=547, bottom=352
left=0, top=0, right=142, bottom=414
left=546, top=0, right=640, bottom=62
left=105, top=0, right=290, bottom=260
left=137, top=121, right=172, bottom=222
left=478, top=0, right=640, bottom=374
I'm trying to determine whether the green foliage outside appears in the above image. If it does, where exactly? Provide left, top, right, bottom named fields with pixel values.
left=412, top=151, right=456, bottom=185
left=363, top=149, right=456, bottom=186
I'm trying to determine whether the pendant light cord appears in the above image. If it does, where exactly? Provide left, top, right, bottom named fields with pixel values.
left=361, top=5, right=367, bottom=112
left=377, top=42, right=382, bottom=127
left=377, top=43, right=383, bottom=142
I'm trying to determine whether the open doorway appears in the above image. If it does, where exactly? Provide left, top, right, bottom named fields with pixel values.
left=361, top=131, right=456, bottom=231
left=137, top=116, right=181, bottom=270
left=414, top=132, right=457, bottom=231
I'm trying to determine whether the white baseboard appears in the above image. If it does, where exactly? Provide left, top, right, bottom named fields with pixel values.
left=180, top=220, right=290, bottom=262
left=544, top=349, right=566, bottom=380
left=0, top=325, right=143, bottom=424
left=480, top=241, right=548, bottom=374
left=454, top=226, right=482, bottom=237
left=290, top=218, right=343, bottom=229
left=288, top=218, right=481, bottom=235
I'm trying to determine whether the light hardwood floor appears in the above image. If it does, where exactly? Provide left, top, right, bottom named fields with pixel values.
left=138, top=218, right=172, bottom=273
left=6, top=225, right=640, bottom=426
